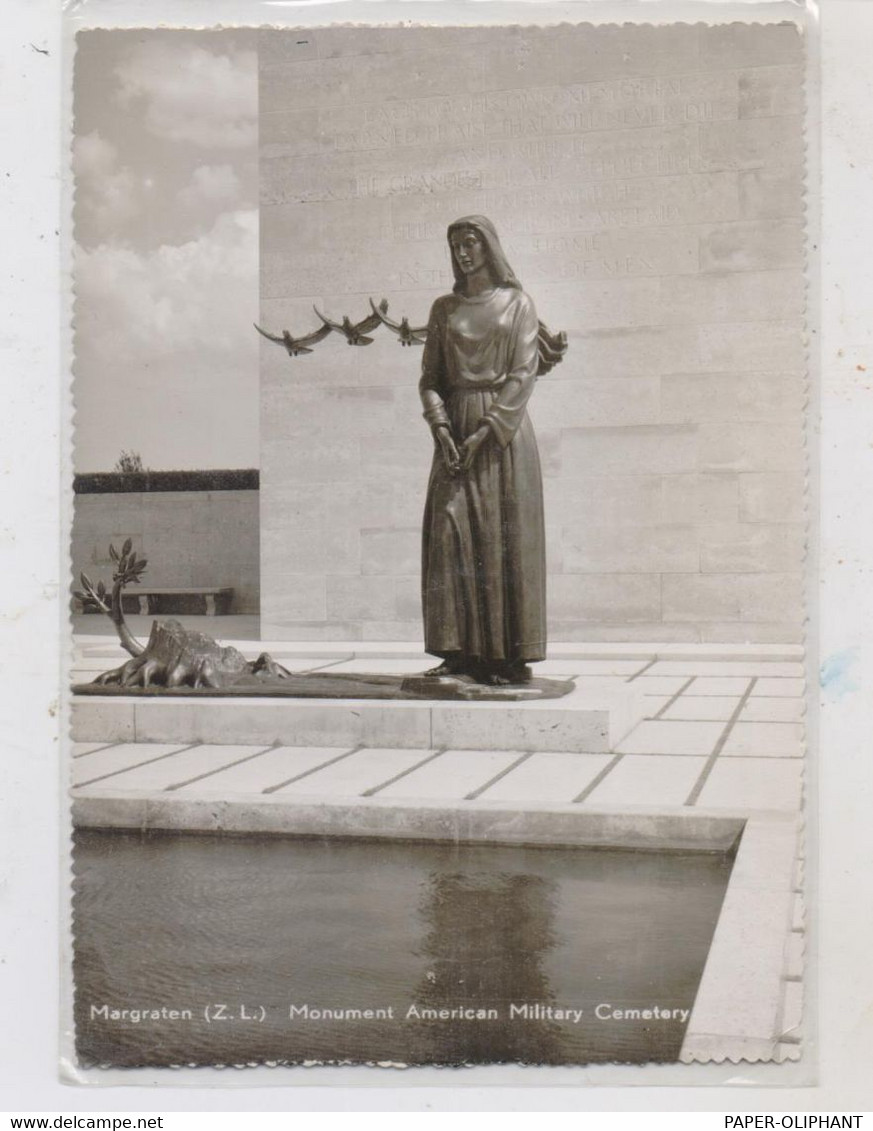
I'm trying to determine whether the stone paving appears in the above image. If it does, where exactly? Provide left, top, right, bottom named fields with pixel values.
left=71, top=643, right=804, bottom=816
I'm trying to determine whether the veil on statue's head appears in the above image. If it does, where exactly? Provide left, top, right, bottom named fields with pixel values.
left=447, top=215, right=522, bottom=295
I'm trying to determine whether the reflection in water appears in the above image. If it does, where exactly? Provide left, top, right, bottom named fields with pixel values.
left=405, top=871, right=563, bottom=1063
left=72, top=830, right=734, bottom=1067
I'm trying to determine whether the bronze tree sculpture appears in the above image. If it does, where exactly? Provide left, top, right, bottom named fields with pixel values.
left=74, top=540, right=291, bottom=689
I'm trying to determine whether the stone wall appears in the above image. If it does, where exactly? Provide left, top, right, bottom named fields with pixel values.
left=259, top=23, right=806, bottom=643
left=72, top=487, right=260, bottom=614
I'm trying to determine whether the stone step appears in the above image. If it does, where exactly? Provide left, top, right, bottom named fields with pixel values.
left=71, top=680, right=645, bottom=755
left=70, top=789, right=745, bottom=851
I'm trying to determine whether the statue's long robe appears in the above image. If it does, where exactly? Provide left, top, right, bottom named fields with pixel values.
left=419, top=287, right=547, bottom=665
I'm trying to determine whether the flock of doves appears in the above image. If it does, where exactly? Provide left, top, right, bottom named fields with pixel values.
left=255, top=298, right=423, bottom=354
left=254, top=299, right=569, bottom=376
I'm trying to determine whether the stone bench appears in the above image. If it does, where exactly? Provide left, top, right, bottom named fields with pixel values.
left=126, top=587, right=234, bottom=616
left=115, top=587, right=235, bottom=616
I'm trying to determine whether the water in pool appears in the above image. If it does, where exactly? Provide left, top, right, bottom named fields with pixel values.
left=72, top=830, right=734, bottom=1067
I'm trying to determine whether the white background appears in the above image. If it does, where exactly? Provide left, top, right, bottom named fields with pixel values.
left=1, top=0, right=870, bottom=1114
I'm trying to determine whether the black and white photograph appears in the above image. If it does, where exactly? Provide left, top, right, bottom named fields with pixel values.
left=67, top=19, right=808, bottom=1072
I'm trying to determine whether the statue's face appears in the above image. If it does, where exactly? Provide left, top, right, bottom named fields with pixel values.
left=450, top=229, right=488, bottom=277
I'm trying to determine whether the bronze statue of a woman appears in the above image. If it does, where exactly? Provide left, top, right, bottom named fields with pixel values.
left=419, top=216, right=547, bottom=687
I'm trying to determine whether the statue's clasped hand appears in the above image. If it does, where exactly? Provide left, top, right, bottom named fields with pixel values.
left=436, top=426, right=461, bottom=476
left=435, top=424, right=490, bottom=475
left=459, top=425, right=490, bottom=472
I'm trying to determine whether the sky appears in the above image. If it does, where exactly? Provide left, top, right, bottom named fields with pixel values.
left=72, top=29, right=259, bottom=472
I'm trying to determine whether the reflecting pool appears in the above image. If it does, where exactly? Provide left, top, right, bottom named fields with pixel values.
left=73, top=829, right=734, bottom=1067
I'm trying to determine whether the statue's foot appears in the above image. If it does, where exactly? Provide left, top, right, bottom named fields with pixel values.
left=424, top=659, right=465, bottom=678
left=423, top=656, right=532, bottom=684
left=481, top=662, right=533, bottom=686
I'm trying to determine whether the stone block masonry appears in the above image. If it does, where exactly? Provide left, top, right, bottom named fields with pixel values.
left=259, top=23, right=806, bottom=643
left=72, top=486, right=260, bottom=614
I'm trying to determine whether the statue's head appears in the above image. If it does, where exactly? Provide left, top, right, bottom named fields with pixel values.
left=447, top=215, right=521, bottom=295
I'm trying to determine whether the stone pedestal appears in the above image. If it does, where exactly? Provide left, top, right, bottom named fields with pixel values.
left=71, top=679, right=645, bottom=754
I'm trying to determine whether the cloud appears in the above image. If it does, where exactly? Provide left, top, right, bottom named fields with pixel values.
left=74, top=209, right=260, bottom=470
left=114, top=41, right=257, bottom=149
left=178, top=164, right=242, bottom=210
left=75, top=208, right=258, bottom=361
left=73, top=130, right=139, bottom=237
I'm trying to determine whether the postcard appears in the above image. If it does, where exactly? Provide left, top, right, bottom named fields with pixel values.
left=67, top=17, right=809, bottom=1075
